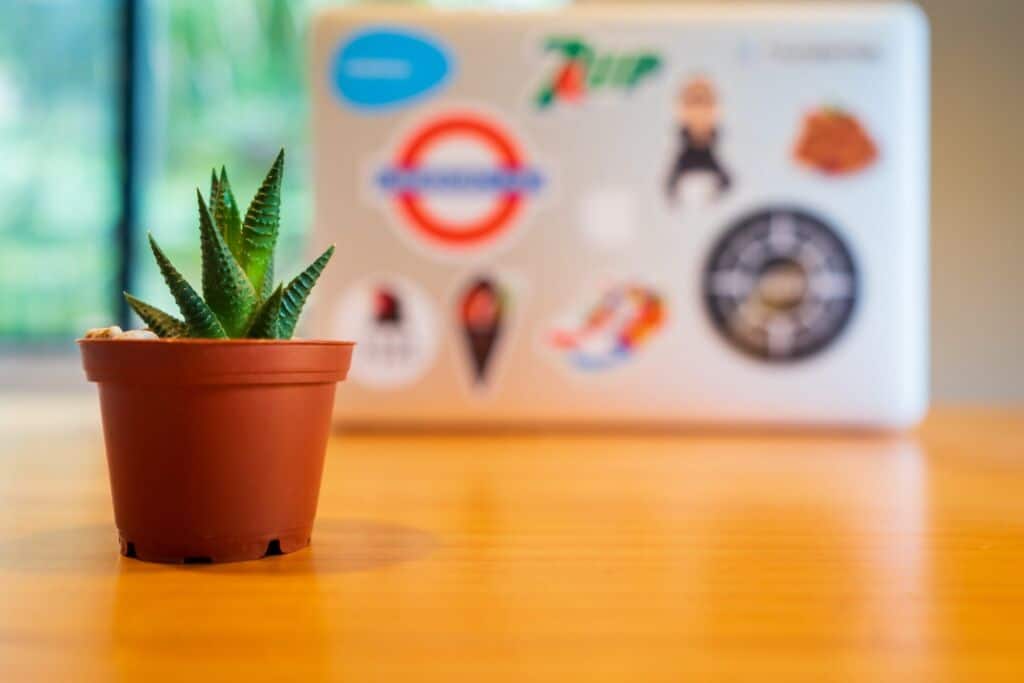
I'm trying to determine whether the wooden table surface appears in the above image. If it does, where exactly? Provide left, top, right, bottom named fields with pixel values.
left=1, top=404, right=1023, bottom=681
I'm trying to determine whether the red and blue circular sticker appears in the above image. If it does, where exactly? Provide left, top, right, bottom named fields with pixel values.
left=373, top=111, right=546, bottom=254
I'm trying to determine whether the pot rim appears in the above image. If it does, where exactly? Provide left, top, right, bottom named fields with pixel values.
left=77, top=338, right=354, bottom=347
left=79, top=337, right=355, bottom=385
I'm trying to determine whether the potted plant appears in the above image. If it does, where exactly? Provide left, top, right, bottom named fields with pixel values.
left=79, top=150, right=353, bottom=563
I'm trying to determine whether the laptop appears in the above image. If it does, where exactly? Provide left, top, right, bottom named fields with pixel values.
left=308, top=3, right=929, bottom=427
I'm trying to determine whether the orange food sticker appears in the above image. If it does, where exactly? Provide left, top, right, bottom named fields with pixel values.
left=792, top=107, right=878, bottom=176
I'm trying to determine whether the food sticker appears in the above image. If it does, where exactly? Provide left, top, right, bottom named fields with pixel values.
left=703, top=207, right=858, bottom=362
left=792, top=107, right=878, bottom=176
left=457, top=276, right=508, bottom=387
left=664, top=76, right=732, bottom=207
left=332, top=276, right=439, bottom=389
left=332, top=27, right=452, bottom=112
left=548, top=283, right=666, bottom=371
left=533, top=37, right=661, bottom=110
left=372, top=110, right=546, bottom=255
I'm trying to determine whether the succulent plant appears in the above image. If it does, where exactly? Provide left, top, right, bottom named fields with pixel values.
left=124, top=150, right=334, bottom=339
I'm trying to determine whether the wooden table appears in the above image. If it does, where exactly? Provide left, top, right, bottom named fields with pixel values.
left=1, top=404, right=1023, bottom=681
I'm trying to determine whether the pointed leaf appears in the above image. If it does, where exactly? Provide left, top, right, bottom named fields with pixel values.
left=214, top=166, right=244, bottom=262
left=209, top=168, right=220, bottom=206
left=247, top=283, right=284, bottom=339
left=241, top=149, right=284, bottom=292
left=124, top=293, right=188, bottom=338
left=261, top=253, right=275, bottom=300
left=278, top=245, right=334, bottom=339
left=198, top=189, right=256, bottom=337
left=148, top=233, right=226, bottom=339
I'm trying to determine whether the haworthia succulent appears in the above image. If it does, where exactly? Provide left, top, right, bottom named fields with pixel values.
left=247, top=284, right=284, bottom=339
left=120, top=150, right=333, bottom=340
left=147, top=233, right=227, bottom=339
left=278, top=245, right=335, bottom=339
left=197, top=190, right=256, bottom=337
left=124, top=293, right=188, bottom=338
left=213, top=166, right=243, bottom=263
left=241, top=149, right=284, bottom=294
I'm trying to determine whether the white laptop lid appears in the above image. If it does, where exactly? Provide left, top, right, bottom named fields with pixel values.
left=308, top=4, right=929, bottom=428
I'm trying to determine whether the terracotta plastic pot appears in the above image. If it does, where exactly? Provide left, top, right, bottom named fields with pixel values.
left=79, top=339, right=354, bottom=564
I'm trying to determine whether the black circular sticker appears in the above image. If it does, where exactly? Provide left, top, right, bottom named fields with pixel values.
left=703, top=208, right=858, bottom=362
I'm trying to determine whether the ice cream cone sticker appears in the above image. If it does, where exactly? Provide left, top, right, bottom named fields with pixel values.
left=459, top=278, right=506, bottom=385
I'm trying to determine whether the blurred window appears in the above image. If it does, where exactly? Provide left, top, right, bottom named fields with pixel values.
left=0, top=0, right=120, bottom=344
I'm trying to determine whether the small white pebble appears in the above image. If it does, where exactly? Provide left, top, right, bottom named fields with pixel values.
left=118, top=329, right=159, bottom=340
left=84, top=326, right=123, bottom=339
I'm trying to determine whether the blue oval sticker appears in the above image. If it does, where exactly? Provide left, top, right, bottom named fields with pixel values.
left=333, top=27, right=453, bottom=112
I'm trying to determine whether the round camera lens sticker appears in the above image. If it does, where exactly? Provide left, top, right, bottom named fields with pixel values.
left=372, top=110, right=546, bottom=255
left=703, top=208, right=858, bottom=362
left=332, top=276, right=439, bottom=389
left=548, top=283, right=666, bottom=371
left=456, top=275, right=509, bottom=388
left=792, top=106, right=878, bottom=176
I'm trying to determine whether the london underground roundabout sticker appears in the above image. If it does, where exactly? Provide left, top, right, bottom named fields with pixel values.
left=371, top=110, right=546, bottom=254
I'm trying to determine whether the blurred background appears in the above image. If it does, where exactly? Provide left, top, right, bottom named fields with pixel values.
left=0, top=0, right=1020, bottom=401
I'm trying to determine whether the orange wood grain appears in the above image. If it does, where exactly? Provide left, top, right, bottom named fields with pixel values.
left=1, top=405, right=1023, bottom=681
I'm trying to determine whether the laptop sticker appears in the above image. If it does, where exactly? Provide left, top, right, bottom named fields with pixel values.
left=457, top=276, right=508, bottom=388
left=533, top=37, right=661, bottom=110
left=332, top=27, right=453, bottom=112
left=665, top=76, right=732, bottom=207
left=332, top=276, right=439, bottom=389
left=372, top=110, right=546, bottom=255
left=703, top=208, right=858, bottom=362
left=792, top=107, right=878, bottom=176
left=578, top=187, right=637, bottom=251
left=548, top=283, right=666, bottom=371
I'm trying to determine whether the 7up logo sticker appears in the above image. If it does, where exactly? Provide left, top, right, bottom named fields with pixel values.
left=534, top=37, right=662, bottom=110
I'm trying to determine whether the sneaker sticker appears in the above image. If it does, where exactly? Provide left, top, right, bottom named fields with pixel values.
left=548, top=283, right=666, bottom=371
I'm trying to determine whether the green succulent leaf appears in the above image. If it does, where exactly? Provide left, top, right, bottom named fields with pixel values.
left=148, top=233, right=227, bottom=339
left=123, top=293, right=188, bottom=338
left=278, top=245, right=335, bottom=340
left=197, top=189, right=257, bottom=338
left=241, top=149, right=284, bottom=294
left=261, top=253, right=275, bottom=301
left=213, top=166, right=244, bottom=262
left=246, top=283, right=284, bottom=339
left=209, top=168, right=220, bottom=205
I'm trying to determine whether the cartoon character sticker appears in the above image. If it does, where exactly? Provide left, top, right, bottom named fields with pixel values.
left=548, top=284, right=666, bottom=371
left=332, top=276, right=439, bottom=389
left=665, top=76, right=732, bottom=206
left=534, top=36, right=662, bottom=110
left=792, top=106, right=878, bottom=176
left=457, top=277, right=507, bottom=387
left=371, top=110, right=546, bottom=256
